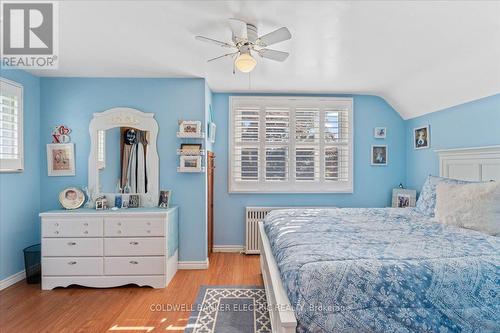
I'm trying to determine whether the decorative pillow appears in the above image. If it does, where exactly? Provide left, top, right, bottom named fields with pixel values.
left=415, top=175, right=471, bottom=216
left=435, top=181, right=500, bottom=236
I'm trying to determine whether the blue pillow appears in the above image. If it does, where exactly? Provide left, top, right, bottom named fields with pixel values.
left=415, top=175, right=471, bottom=216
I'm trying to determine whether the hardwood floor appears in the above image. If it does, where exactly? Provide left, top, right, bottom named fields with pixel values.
left=0, top=253, right=262, bottom=333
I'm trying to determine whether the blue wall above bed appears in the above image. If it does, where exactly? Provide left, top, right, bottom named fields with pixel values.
left=211, top=93, right=407, bottom=247
left=406, top=94, right=500, bottom=193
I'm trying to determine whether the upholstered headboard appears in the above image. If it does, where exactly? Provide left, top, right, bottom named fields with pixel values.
left=436, top=146, right=500, bottom=181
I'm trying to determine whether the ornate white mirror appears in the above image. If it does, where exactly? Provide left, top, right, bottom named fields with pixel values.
left=88, top=107, right=159, bottom=207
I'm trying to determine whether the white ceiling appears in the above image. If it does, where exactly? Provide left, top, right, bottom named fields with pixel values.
left=25, top=1, right=500, bottom=119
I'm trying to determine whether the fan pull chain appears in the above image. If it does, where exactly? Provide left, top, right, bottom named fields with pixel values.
left=248, top=72, right=252, bottom=90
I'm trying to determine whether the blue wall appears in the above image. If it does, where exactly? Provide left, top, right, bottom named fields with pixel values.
left=212, top=93, right=406, bottom=246
left=406, top=94, right=500, bottom=192
left=39, top=78, right=208, bottom=261
left=0, top=70, right=41, bottom=280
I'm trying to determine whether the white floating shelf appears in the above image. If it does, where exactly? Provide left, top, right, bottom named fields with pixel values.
left=177, top=167, right=206, bottom=173
left=176, top=132, right=205, bottom=139
left=177, top=149, right=205, bottom=156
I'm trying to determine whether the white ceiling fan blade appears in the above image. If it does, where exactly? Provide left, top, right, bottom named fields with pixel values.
left=207, top=52, right=238, bottom=62
left=229, top=18, right=247, bottom=40
left=258, top=49, right=289, bottom=62
left=195, top=36, right=235, bottom=48
left=257, top=27, right=291, bottom=47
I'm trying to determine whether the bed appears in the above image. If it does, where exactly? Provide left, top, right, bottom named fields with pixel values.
left=258, top=146, right=500, bottom=332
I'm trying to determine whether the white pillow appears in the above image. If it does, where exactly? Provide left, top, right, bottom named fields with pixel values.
left=435, top=181, right=500, bottom=236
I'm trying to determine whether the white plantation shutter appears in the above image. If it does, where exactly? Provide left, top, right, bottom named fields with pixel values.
left=230, top=97, right=353, bottom=192
left=0, top=78, right=23, bottom=172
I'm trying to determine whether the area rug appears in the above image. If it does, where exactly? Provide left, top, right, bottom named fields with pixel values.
left=184, top=286, right=271, bottom=333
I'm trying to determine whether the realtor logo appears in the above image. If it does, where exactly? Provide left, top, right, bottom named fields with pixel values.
left=1, top=1, right=58, bottom=68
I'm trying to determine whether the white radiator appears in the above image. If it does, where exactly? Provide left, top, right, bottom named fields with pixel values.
left=245, top=207, right=274, bottom=254
left=245, top=206, right=335, bottom=254
left=245, top=206, right=306, bottom=254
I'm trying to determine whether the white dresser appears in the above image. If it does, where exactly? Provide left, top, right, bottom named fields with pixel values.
left=39, top=207, right=178, bottom=290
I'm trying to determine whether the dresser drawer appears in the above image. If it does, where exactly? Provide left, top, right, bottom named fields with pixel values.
left=42, top=238, right=103, bottom=257
left=42, top=218, right=103, bottom=238
left=104, top=257, right=164, bottom=275
left=104, top=217, right=164, bottom=237
left=43, top=257, right=103, bottom=276
left=104, top=238, right=164, bottom=256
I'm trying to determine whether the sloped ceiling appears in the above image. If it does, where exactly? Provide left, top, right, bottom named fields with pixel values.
left=26, top=1, right=500, bottom=119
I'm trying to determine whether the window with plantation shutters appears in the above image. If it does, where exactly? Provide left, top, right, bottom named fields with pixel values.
left=0, top=79, right=23, bottom=172
left=230, top=97, right=353, bottom=192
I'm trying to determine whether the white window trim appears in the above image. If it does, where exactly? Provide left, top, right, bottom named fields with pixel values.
left=0, top=78, right=24, bottom=173
left=228, top=96, right=354, bottom=193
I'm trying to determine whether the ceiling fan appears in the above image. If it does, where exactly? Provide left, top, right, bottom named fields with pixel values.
left=195, top=19, right=292, bottom=73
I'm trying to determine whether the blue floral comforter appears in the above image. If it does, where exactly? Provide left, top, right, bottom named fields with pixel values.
left=263, top=208, right=499, bottom=332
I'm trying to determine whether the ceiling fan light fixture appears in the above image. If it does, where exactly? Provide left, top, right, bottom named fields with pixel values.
left=235, top=53, right=256, bottom=73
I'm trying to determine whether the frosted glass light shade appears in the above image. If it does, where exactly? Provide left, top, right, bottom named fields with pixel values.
left=235, top=53, right=256, bottom=73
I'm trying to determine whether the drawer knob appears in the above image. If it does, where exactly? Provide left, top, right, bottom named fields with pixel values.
left=68, top=261, right=77, bottom=265
left=147, top=222, right=151, bottom=226
left=118, top=222, right=122, bottom=226
left=54, top=231, right=59, bottom=235
left=84, top=230, right=88, bottom=234
left=54, top=223, right=59, bottom=227
left=83, top=223, right=88, bottom=226
left=130, top=241, right=139, bottom=245
left=147, top=230, right=151, bottom=234
left=67, top=242, right=76, bottom=246
left=117, top=230, right=122, bottom=234
left=129, top=260, right=138, bottom=265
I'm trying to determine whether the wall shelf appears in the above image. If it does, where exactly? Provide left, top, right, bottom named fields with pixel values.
left=177, top=149, right=205, bottom=156
left=177, top=167, right=205, bottom=173
left=176, top=132, right=205, bottom=139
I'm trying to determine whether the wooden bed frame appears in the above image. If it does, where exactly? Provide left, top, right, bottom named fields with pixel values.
left=259, top=146, right=500, bottom=332
left=258, top=222, right=297, bottom=333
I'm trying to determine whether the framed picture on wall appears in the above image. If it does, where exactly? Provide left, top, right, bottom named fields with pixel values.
left=179, top=155, right=202, bottom=172
left=414, top=125, right=430, bottom=149
left=371, top=145, right=388, bottom=166
left=179, top=120, right=202, bottom=136
left=374, top=127, right=386, bottom=138
left=47, top=143, right=75, bottom=176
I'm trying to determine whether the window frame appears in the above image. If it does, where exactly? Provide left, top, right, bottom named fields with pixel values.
left=228, top=96, right=354, bottom=193
left=0, top=78, right=24, bottom=173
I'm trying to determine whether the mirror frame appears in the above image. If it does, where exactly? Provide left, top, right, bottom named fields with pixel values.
left=88, top=107, right=159, bottom=207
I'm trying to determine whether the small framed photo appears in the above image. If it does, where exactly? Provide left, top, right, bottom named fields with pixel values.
left=47, top=143, right=75, bottom=176
left=208, top=122, right=216, bottom=143
left=371, top=145, right=388, bottom=166
left=414, top=125, right=430, bottom=149
left=374, top=127, right=386, bottom=139
left=95, top=197, right=107, bottom=210
left=158, top=190, right=171, bottom=209
left=180, top=155, right=202, bottom=172
left=179, top=120, right=202, bottom=136
left=180, top=143, right=202, bottom=154
left=59, top=187, right=85, bottom=210
left=392, top=189, right=417, bottom=208
left=128, top=194, right=140, bottom=208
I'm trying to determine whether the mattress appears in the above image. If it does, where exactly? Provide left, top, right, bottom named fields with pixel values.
left=263, top=208, right=500, bottom=332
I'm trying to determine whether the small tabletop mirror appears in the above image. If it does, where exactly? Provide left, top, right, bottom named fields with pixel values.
left=88, top=107, right=159, bottom=207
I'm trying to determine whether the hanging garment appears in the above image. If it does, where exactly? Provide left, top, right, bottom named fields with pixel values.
left=127, top=143, right=137, bottom=193
left=137, top=140, right=146, bottom=194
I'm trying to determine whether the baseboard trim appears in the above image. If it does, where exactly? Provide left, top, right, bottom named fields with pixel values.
left=178, top=258, right=209, bottom=270
left=0, top=270, right=25, bottom=290
left=212, top=245, right=244, bottom=253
